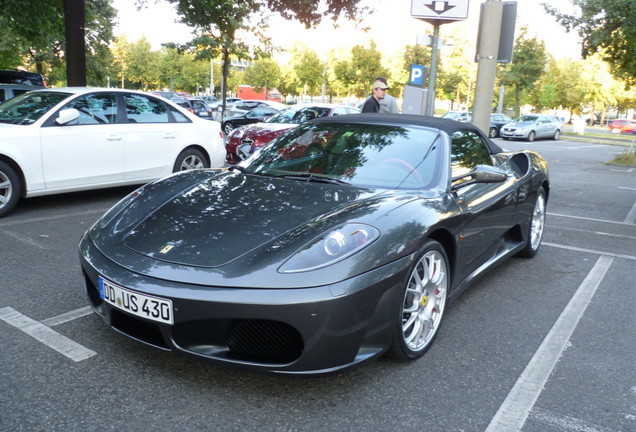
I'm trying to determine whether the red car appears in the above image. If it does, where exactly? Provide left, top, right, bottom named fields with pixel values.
left=609, top=119, right=636, bottom=133
left=225, top=103, right=360, bottom=163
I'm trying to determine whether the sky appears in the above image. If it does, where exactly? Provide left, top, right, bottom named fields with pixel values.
left=111, top=0, right=583, bottom=61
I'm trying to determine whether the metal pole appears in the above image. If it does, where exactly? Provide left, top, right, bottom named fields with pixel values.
left=472, top=0, right=503, bottom=135
left=425, top=22, right=440, bottom=117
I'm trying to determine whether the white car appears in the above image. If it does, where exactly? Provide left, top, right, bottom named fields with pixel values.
left=0, top=87, right=225, bottom=217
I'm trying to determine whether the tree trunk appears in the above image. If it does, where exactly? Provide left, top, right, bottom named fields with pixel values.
left=64, top=0, right=87, bottom=86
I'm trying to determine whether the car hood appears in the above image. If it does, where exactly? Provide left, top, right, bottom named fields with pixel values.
left=239, top=122, right=296, bottom=138
left=88, top=169, right=432, bottom=286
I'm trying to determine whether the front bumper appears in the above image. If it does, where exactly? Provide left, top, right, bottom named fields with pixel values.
left=79, top=234, right=412, bottom=375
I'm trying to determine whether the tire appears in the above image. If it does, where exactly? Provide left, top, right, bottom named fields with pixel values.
left=516, top=187, right=546, bottom=258
left=0, top=160, right=22, bottom=218
left=553, top=129, right=560, bottom=140
left=390, top=240, right=449, bottom=360
left=223, top=123, right=234, bottom=135
left=173, top=148, right=209, bottom=172
left=489, top=127, right=498, bottom=138
left=527, top=131, right=536, bottom=142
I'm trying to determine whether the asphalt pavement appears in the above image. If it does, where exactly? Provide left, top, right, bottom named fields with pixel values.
left=1, top=135, right=635, bottom=432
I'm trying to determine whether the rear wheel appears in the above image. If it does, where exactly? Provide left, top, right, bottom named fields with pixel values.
left=390, top=240, right=449, bottom=360
left=0, top=161, right=22, bottom=217
left=516, top=187, right=546, bottom=258
left=173, top=148, right=208, bottom=172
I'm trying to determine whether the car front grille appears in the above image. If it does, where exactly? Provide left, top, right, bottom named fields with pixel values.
left=225, top=319, right=304, bottom=364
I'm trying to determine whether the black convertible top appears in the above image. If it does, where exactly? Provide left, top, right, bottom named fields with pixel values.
left=312, top=113, right=504, bottom=154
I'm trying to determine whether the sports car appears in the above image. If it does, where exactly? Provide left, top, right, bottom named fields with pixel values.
left=79, top=114, right=549, bottom=375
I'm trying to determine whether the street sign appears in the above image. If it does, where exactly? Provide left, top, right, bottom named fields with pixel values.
left=411, top=0, right=470, bottom=21
left=409, top=64, right=427, bottom=87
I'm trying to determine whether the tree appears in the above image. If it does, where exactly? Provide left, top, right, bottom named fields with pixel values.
left=244, top=58, right=281, bottom=97
left=501, top=27, right=547, bottom=116
left=544, top=1, right=636, bottom=85
left=290, top=47, right=323, bottom=99
left=161, top=0, right=367, bottom=109
left=0, top=0, right=115, bottom=85
left=334, top=41, right=389, bottom=98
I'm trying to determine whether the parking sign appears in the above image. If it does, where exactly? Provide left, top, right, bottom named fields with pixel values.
left=409, top=64, right=426, bottom=87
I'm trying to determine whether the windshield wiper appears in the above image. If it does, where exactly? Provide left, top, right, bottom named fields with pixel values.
left=281, top=173, right=350, bottom=185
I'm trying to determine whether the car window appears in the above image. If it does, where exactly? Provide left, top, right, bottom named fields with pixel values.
left=450, top=130, right=493, bottom=179
left=0, top=91, right=71, bottom=125
left=124, top=93, right=170, bottom=123
left=62, top=93, right=118, bottom=125
left=332, top=107, right=348, bottom=116
left=166, top=103, right=190, bottom=123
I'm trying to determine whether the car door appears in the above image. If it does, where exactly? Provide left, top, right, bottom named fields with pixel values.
left=121, top=92, right=192, bottom=181
left=39, top=92, right=125, bottom=190
left=450, top=130, right=517, bottom=281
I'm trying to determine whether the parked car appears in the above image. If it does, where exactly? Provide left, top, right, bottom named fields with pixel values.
left=225, top=103, right=361, bottom=163
left=173, top=97, right=214, bottom=119
left=221, top=106, right=281, bottom=135
left=149, top=90, right=180, bottom=100
left=0, top=69, right=45, bottom=87
left=500, top=114, right=562, bottom=141
left=441, top=111, right=471, bottom=122
left=608, top=119, right=636, bottom=133
left=0, top=87, right=225, bottom=217
left=489, top=113, right=512, bottom=138
left=0, top=84, right=44, bottom=103
left=209, top=97, right=243, bottom=111
left=79, top=113, right=549, bottom=375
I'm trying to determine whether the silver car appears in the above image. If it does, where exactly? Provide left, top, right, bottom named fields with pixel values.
left=500, top=114, right=562, bottom=141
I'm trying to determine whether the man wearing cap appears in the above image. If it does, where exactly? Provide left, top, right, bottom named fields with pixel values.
left=375, top=77, right=399, bottom=113
left=361, top=80, right=389, bottom=113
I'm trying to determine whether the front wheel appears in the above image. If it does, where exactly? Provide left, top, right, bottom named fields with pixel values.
left=390, top=240, right=449, bottom=360
left=173, top=148, right=209, bottom=172
left=527, top=131, right=536, bottom=142
left=0, top=160, right=22, bottom=218
left=489, top=127, right=498, bottom=138
left=223, top=123, right=234, bottom=135
left=516, top=187, right=546, bottom=258
left=553, top=129, right=561, bottom=140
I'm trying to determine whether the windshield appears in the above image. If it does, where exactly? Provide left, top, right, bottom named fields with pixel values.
left=0, top=91, right=70, bottom=125
left=240, top=122, right=443, bottom=190
left=516, top=115, right=538, bottom=123
left=265, top=106, right=332, bottom=124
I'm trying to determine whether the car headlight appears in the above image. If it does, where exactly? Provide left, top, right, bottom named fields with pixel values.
left=279, top=223, right=380, bottom=273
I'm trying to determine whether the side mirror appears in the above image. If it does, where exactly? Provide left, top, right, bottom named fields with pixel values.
left=452, top=164, right=507, bottom=190
left=56, top=108, right=80, bottom=125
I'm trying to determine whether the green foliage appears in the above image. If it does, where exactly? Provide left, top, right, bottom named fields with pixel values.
left=501, top=27, right=548, bottom=115
left=244, top=59, right=281, bottom=92
left=544, top=0, right=636, bottom=85
left=333, top=41, right=389, bottom=98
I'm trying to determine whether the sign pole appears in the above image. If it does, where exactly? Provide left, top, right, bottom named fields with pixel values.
left=425, top=22, right=441, bottom=117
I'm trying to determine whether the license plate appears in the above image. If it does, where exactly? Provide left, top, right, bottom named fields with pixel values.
left=98, top=277, right=173, bottom=325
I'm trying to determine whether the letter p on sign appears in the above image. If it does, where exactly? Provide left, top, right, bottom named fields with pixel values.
left=409, top=64, right=426, bottom=87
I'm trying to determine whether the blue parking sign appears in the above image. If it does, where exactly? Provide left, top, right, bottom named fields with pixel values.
left=409, top=64, right=426, bottom=87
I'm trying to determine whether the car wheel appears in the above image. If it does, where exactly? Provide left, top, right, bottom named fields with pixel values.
left=527, top=131, right=536, bottom=142
left=390, top=240, right=449, bottom=360
left=173, top=148, right=209, bottom=172
left=516, top=187, right=546, bottom=258
left=223, top=123, right=234, bottom=135
left=0, top=160, right=22, bottom=218
left=489, top=127, right=498, bottom=138
left=553, top=129, right=560, bottom=140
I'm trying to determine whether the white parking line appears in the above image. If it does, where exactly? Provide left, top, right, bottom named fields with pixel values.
left=485, top=255, right=614, bottom=432
left=0, top=307, right=96, bottom=362
left=42, top=306, right=93, bottom=327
